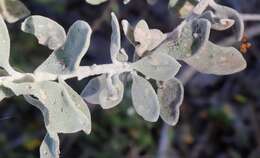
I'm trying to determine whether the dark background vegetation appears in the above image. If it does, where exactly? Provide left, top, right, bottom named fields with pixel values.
left=1, top=0, right=260, bottom=157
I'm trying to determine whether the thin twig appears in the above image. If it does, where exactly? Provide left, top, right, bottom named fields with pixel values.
left=241, top=14, right=260, bottom=21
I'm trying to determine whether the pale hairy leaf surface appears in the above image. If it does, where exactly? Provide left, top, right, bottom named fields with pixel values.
left=210, top=2, right=244, bottom=41
left=153, top=19, right=211, bottom=60
left=35, top=21, right=92, bottom=78
left=110, top=12, right=121, bottom=63
left=134, top=20, right=167, bottom=56
left=0, top=0, right=30, bottom=23
left=131, top=53, right=181, bottom=81
left=21, top=16, right=66, bottom=50
left=184, top=41, right=247, bottom=75
left=85, top=0, right=107, bottom=5
left=0, top=86, right=13, bottom=101
left=199, top=11, right=235, bottom=31
left=158, top=77, right=184, bottom=126
left=0, top=15, right=10, bottom=70
left=40, top=133, right=60, bottom=158
left=117, top=48, right=129, bottom=62
left=60, top=80, right=91, bottom=134
left=81, top=74, right=124, bottom=109
left=131, top=74, right=160, bottom=122
left=122, top=19, right=135, bottom=45
left=3, top=81, right=91, bottom=134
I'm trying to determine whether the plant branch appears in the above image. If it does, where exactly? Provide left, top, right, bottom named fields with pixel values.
left=241, top=14, right=260, bottom=21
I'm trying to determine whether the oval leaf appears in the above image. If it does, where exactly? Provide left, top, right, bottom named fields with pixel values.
left=0, top=15, right=10, bottom=70
left=210, top=2, right=244, bottom=41
left=110, top=12, right=121, bottom=63
left=153, top=19, right=211, bottom=60
left=0, top=86, right=13, bottom=101
left=21, top=16, right=66, bottom=50
left=81, top=74, right=124, bottom=109
left=4, top=81, right=91, bottom=134
left=184, top=41, right=247, bottom=75
left=35, top=21, right=92, bottom=78
left=157, top=77, right=184, bottom=126
left=131, top=74, right=160, bottom=122
left=134, top=20, right=167, bottom=56
left=122, top=19, right=135, bottom=45
left=131, top=53, right=181, bottom=81
left=0, top=0, right=30, bottom=23
left=199, top=11, right=235, bottom=31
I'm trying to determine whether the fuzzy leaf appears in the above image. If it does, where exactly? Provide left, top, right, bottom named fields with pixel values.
left=21, top=16, right=66, bottom=50
left=4, top=81, right=91, bottom=134
left=35, top=21, right=92, bottom=78
left=122, top=19, right=135, bottom=45
left=199, top=11, right=235, bottom=31
left=117, top=48, right=129, bottom=62
left=0, top=15, right=10, bottom=70
left=81, top=74, right=124, bottom=109
left=0, top=86, right=13, bottom=101
left=110, top=12, right=121, bottom=63
left=0, top=0, right=30, bottom=23
left=134, top=20, right=167, bottom=56
left=85, top=0, right=107, bottom=5
left=131, top=74, right=160, bottom=122
left=210, top=2, right=244, bottom=41
left=158, top=78, right=184, bottom=126
left=40, top=133, right=60, bottom=158
left=131, top=53, right=181, bottom=81
left=153, top=19, right=211, bottom=60
left=184, top=42, right=247, bottom=75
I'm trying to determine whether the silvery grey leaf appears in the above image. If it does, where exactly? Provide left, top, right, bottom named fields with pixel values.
left=122, top=19, right=135, bottom=45
left=210, top=1, right=244, bottom=41
left=4, top=81, right=91, bottom=134
left=153, top=19, right=210, bottom=60
left=157, top=77, right=184, bottom=126
left=0, top=15, right=10, bottom=70
left=0, top=15, right=19, bottom=76
left=184, top=41, right=247, bottom=75
left=21, top=16, right=66, bottom=50
left=85, top=0, right=107, bottom=5
left=81, top=74, right=124, bottom=109
left=191, top=18, right=211, bottom=54
left=35, top=20, right=92, bottom=78
left=134, top=20, right=167, bottom=56
left=0, top=0, right=30, bottom=23
left=200, top=11, right=235, bottom=31
left=116, top=48, right=129, bottom=62
left=131, top=74, right=160, bottom=122
left=110, top=12, right=121, bottom=63
left=0, top=86, right=13, bottom=101
left=60, top=80, right=91, bottom=134
left=131, top=53, right=181, bottom=81
left=40, top=133, right=60, bottom=158
left=99, top=74, right=124, bottom=109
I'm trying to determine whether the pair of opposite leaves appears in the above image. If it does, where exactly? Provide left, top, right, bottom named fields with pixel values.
left=80, top=13, right=183, bottom=125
